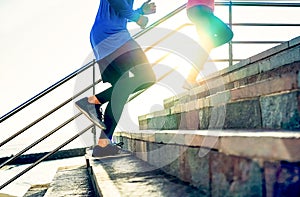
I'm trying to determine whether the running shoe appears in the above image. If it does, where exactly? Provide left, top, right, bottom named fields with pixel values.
left=75, top=97, right=106, bottom=130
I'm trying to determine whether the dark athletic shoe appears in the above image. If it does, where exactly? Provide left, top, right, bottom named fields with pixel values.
left=92, top=144, right=122, bottom=157
left=75, top=97, right=106, bottom=130
left=113, top=142, right=124, bottom=149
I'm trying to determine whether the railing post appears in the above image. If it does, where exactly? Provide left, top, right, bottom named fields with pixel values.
left=92, top=60, right=97, bottom=147
left=228, top=0, right=233, bottom=67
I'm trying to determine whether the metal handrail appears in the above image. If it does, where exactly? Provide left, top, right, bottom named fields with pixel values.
left=0, top=124, right=94, bottom=190
left=0, top=60, right=96, bottom=123
left=132, top=4, right=187, bottom=39
left=0, top=79, right=101, bottom=148
left=217, top=1, right=300, bottom=7
left=232, top=23, right=300, bottom=26
left=0, top=113, right=82, bottom=168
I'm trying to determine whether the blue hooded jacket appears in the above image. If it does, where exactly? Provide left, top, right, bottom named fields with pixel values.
left=90, top=0, right=143, bottom=60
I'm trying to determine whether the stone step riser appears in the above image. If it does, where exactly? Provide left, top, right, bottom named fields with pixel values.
left=113, top=133, right=300, bottom=197
left=140, top=90, right=300, bottom=130
left=163, top=60, right=300, bottom=110
left=139, top=37, right=300, bottom=131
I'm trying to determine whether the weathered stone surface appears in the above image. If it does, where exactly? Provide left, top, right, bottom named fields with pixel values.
left=264, top=162, right=279, bottom=197
left=160, top=144, right=181, bottom=178
left=185, top=100, right=197, bottom=111
left=186, top=148, right=210, bottom=194
left=209, top=90, right=231, bottom=106
left=155, top=131, right=185, bottom=145
left=289, top=36, right=300, bottom=47
left=135, top=140, right=147, bottom=161
left=209, top=105, right=227, bottom=129
left=269, top=46, right=300, bottom=70
left=147, top=114, right=181, bottom=130
left=186, top=102, right=254, bottom=130
left=185, top=134, right=220, bottom=150
left=147, top=142, right=162, bottom=167
left=224, top=99, right=262, bottom=129
left=264, top=161, right=300, bottom=197
left=147, top=116, right=165, bottom=129
left=138, top=119, right=148, bottom=130
left=298, top=70, right=300, bottom=89
left=116, top=131, right=300, bottom=196
left=163, top=114, right=181, bottom=130
left=179, top=110, right=199, bottom=130
left=116, top=130, right=300, bottom=162
left=210, top=152, right=233, bottom=196
left=89, top=153, right=204, bottom=197
left=227, top=58, right=251, bottom=74
left=178, top=112, right=188, bottom=129
left=199, top=107, right=212, bottom=129
left=220, top=136, right=300, bottom=162
left=23, top=184, right=49, bottom=197
left=210, top=152, right=262, bottom=197
left=260, top=91, right=300, bottom=130
left=231, top=73, right=298, bottom=101
left=229, top=64, right=259, bottom=82
left=44, top=165, right=95, bottom=197
left=251, top=41, right=289, bottom=64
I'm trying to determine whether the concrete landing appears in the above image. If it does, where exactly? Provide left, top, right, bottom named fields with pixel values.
left=87, top=153, right=205, bottom=197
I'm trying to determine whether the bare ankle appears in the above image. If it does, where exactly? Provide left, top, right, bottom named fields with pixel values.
left=97, top=139, right=110, bottom=147
left=88, top=96, right=101, bottom=104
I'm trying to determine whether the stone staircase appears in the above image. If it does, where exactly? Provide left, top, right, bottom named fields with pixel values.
left=87, top=152, right=205, bottom=197
left=139, top=36, right=300, bottom=131
left=22, top=152, right=205, bottom=197
left=21, top=36, right=300, bottom=197
left=112, top=36, right=300, bottom=196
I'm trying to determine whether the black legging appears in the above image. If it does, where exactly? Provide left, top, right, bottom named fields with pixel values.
left=95, top=48, right=156, bottom=140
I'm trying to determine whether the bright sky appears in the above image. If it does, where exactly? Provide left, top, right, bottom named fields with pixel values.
left=0, top=0, right=98, bottom=115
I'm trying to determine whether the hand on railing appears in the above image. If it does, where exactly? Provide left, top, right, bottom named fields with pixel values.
left=141, top=0, right=156, bottom=15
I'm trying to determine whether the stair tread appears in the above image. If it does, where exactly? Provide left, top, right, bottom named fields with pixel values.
left=88, top=153, right=204, bottom=196
left=43, top=165, right=95, bottom=197
left=23, top=184, right=48, bottom=197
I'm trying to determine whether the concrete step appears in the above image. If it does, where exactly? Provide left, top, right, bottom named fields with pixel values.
left=43, top=165, right=95, bottom=197
left=163, top=36, right=300, bottom=110
left=139, top=36, right=300, bottom=131
left=86, top=152, right=205, bottom=197
left=113, top=130, right=300, bottom=197
left=23, top=184, right=49, bottom=197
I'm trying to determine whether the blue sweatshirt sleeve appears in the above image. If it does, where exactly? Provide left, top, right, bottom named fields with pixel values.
left=107, top=0, right=142, bottom=22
